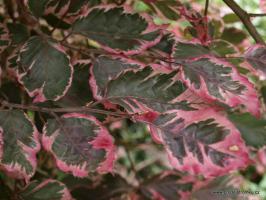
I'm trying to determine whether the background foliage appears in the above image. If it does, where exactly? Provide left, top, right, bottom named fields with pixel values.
left=0, top=0, right=266, bottom=199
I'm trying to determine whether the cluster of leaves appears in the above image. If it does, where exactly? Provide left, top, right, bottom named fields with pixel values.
left=0, top=0, right=266, bottom=199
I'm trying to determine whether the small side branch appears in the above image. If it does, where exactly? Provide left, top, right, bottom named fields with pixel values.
left=249, top=13, right=266, bottom=17
left=223, top=0, right=265, bottom=44
left=0, top=100, right=130, bottom=117
left=204, top=0, right=209, bottom=16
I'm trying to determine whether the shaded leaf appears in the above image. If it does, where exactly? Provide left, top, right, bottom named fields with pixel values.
left=221, top=27, right=246, bottom=44
left=140, top=171, right=193, bottom=200
left=63, top=174, right=131, bottom=200
left=19, top=179, right=73, bottom=200
left=146, top=0, right=181, bottom=21
left=228, top=113, right=266, bottom=148
left=0, top=23, right=9, bottom=53
left=72, top=6, right=161, bottom=55
left=0, top=110, right=40, bottom=180
left=7, top=22, right=30, bottom=45
left=245, top=44, right=266, bottom=78
left=57, top=61, right=93, bottom=107
left=17, top=36, right=73, bottom=102
left=42, top=113, right=115, bottom=177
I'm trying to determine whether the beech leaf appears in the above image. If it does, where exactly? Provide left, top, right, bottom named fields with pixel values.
left=17, top=36, right=73, bottom=102
left=72, top=6, right=162, bottom=55
left=42, top=113, right=116, bottom=177
left=0, top=110, right=40, bottom=180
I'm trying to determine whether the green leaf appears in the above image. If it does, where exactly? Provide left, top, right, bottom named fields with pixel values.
left=221, top=27, right=247, bottom=44
left=27, top=0, right=50, bottom=18
left=7, top=23, right=30, bottom=45
left=228, top=113, right=266, bottom=148
left=0, top=110, right=40, bottom=180
left=72, top=7, right=161, bottom=54
left=0, top=23, right=9, bottom=53
left=17, top=36, right=73, bottom=102
left=19, top=179, right=73, bottom=200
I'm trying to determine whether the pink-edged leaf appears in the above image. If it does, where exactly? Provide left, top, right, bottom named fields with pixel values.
left=260, top=0, right=266, bottom=13
left=72, top=6, right=162, bottom=55
left=173, top=54, right=260, bottom=116
left=245, top=44, right=266, bottom=79
left=140, top=171, right=194, bottom=200
left=0, top=110, right=40, bottom=180
left=0, top=22, right=10, bottom=53
left=42, top=113, right=116, bottom=177
left=19, top=179, right=73, bottom=200
left=17, top=36, right=73, bottom=103
left=141, top=108, right=251, bottom=178
left=91, top=63, right=193, bottom=114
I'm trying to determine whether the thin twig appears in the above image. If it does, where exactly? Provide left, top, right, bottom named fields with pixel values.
left=249, top=13, right=266, bottom=17
left=204, top=0, right=209, bottom=16
left=223, top=0, right=265, bottom=44
left=0, top=100, right=130, bottom=117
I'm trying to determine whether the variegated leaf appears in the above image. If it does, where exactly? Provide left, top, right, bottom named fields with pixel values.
left=72, top=6, right=162, bottom=55
left=173, top=55, right=260, bottom=116
left=19, top=179, right=73, bottom=200
left=42, top=113, right=116, bottom=177
left=91, top=57, right=192, bottom=113
left=141, top=108, right=251, bottom=178
left=140, top=171, right=193, bottom=200
left=0, top=110, right=40, bottom=180
left=0, top=22, right=9, bottom=53
left=245, top=44, right=266, bottom=79
left=17, top=36, right=73, bottom=102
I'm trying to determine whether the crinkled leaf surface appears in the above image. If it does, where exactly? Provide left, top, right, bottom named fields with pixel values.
left=143, top=108, right=251, bottom=178
left=0, top=110, right=40, bottom=180
left=42, top=113, right=115, bottom=177
left=19, top=179, right=73, bottom=200
left=72, top=7, right=161, bottom=54
left=229, top=113, right=266, bottom=148
left=91, top=58, right=191, bottom=113
left=17, top=36, right=73, bottom=102
left=245, top=44, right=266, bottom=78
left=173, top=54, right=260, bottom=116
